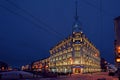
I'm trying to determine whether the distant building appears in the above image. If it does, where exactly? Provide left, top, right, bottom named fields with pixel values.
left=21, top=64, right=31, bottom=71
left=0, top=61, right=8, bottom=71
left=114, top=16, right=120, bottom=68
left=32, top=57, right=49, bottom=72
left=107, top=64, right=117, bottom=72
left=100, top=58, right=108, bottom=72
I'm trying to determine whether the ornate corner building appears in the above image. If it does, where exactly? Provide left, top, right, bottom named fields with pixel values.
left=49, top=2, right=101, bottom=74
left=31, top=1, right=101, bottom=74
left=49, top=31, right=101, bottom=74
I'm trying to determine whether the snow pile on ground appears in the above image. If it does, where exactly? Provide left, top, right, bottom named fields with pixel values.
left=0, top=71, right=34, bottom=79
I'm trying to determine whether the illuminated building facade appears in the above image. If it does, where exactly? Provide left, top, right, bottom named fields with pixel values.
left=49, top=2, right=101, bottom=73
left=21, top=64, right=31, bottom=71
left=32, top=58, right=49, bottom=72
left=114, top=16, right=120, bottom=68
left=49, top=31, right=101, bottom=73
left=31, top=1, right=101, bottom=74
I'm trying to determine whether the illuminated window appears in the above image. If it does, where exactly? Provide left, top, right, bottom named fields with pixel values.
left=2, top=67, right=5, bottom=70
left=63, top=45, right=65, bottom=48
left=65, top=50, right=67, bottom=53
left=74, top=58, right=80, bottom=64
left=95, top=53, right=98, bottom=57
left=56, top=49, right=58, bottom=52
left=56, top=53, right=58, bottom=56
left=56, top=57, right=58, bottom=61
left=69, top=58, right=73, bottom=64
left=59, top=47, right=61, bottom=50
left=80, top=38, right=82, bottom=42
left=63, top=55, right=66, bottom=59
left=63, top=50, right=66, bottom=53
left=59, top=56, right=62, bottom=60
left=74, top=46, right=80, bottom=50
left=59, top=51, right=62, bottom=55
left=53, top=58, right=55, bottom=61
left=67, top=53, right=72, bottom=58
left=71, top=48, right=73, bottom=51
left=73, top=39, right=75, bottom=42
left=75, top=52, right=80, bottom=57
left=67, top=48, right=72, bottom=52
left=68, top=43, right=71, bottom=46
left=82, top=47, right=86, bottom=52
left=50, top=59, right=52, bottom=62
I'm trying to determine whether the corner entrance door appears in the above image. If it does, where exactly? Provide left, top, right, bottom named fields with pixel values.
left=73, top=68, right=81, bottom=73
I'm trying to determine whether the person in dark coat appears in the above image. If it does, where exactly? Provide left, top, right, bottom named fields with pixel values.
left=19, top=74, right=23, bottom=79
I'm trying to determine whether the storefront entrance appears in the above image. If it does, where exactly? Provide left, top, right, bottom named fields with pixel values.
left=73, top=68, right=81, bottom=73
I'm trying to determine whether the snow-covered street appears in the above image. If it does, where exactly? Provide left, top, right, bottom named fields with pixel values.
left=0, top=71, right=119, bottom=80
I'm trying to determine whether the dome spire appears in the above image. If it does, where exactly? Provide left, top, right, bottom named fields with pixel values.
left=72, top=0, right=82, bottom=33
left=75, top=0, right=78, bottom=21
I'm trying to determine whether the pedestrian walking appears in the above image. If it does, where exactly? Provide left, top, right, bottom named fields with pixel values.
left=19, top=74, right=23, bottom=79
left=0, top=74, right=2, bottom=79
left=69, top=72, right=71, bottom=76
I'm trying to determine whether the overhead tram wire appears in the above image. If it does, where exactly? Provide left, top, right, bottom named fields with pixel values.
left=82, top=0, right=115, bottom=17
left=0, top=5, right=57, bottom=59
left=4, top=0, right=65, bottom=39
left=100, top=0, right=104, bottom=54
left=5, top=0, right=115, bottom=38
left=0, top=4, right=63, bottom=40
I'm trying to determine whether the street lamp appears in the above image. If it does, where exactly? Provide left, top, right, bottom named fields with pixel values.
left=117, top=46, right=120, bottom=53
left=116, top=58, right=120, bottom=63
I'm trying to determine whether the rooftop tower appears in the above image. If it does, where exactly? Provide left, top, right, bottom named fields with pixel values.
left=72, top=0, right=82, bottom=33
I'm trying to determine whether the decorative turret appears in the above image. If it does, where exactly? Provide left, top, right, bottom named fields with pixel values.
left=72, top=0, right=82, bottom=34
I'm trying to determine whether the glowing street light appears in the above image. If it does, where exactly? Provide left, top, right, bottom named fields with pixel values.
left=116, top=58, right=120, bottom=62
left=117, top=46, right=120, bottom=53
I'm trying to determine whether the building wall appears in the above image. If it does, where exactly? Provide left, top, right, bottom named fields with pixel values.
left=32, top=58, right=49, bottom=72
left=21, top=64, right=31, bottom=71
left=49, top=32, right=101, bottom=74
left=114, top=17, right=120, bottom=45
left=114, top=16, right=120, bottom=68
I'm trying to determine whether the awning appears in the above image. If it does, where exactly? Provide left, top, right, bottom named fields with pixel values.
left=72, top=65, right=84, bottom=68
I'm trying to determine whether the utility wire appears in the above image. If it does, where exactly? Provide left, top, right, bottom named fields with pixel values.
left=6, top=0, right=115, bottom=38
left=0, top=5, right=62, bottom=45
left=4, top=0, right=65, bottom=39
left=0, top=4, right=64, bottom=52
left=82, top=0, right=115, bottom=17
left=100, top=0, right=104, bottom=53
left=0, top=4, right=44, bottom=32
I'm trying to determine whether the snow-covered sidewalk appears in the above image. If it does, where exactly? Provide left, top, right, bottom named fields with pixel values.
left=0, top=71, right=41, bottom=79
